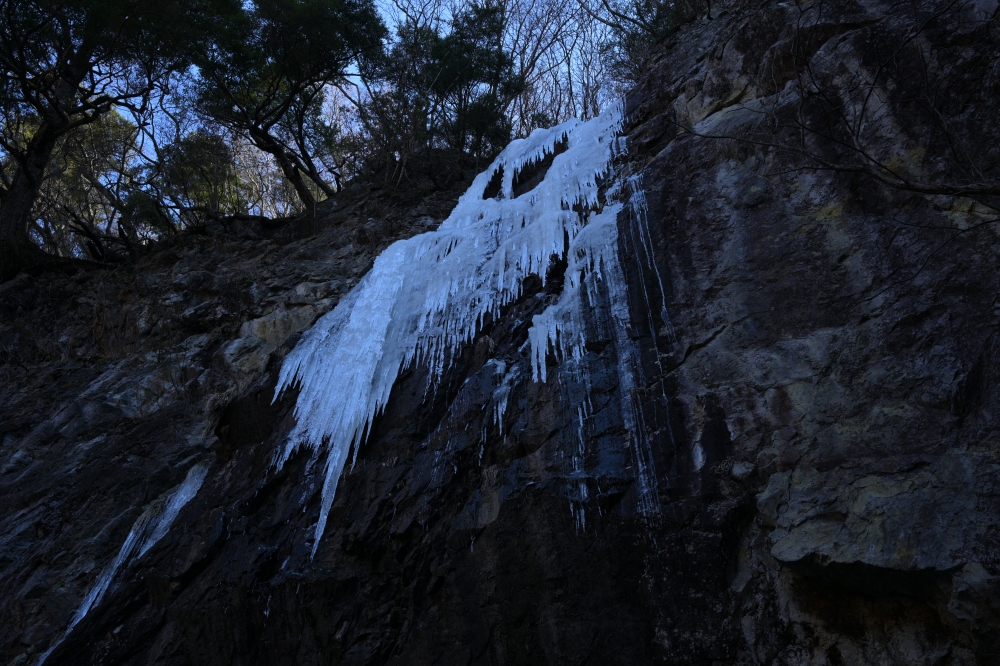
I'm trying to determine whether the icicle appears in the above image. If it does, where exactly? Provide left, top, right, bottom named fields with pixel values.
left=37, top=463, right=208, bottom=665
left=606, top=253, right=662, bottom=516
left=626, top=173, right=674, bottom=340
left=276, top=107, right=626, bottom=556
left=489, top=362, right=519, bottom=435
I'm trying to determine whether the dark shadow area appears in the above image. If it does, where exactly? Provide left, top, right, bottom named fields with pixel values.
left=512, top=137, right=568, bottom=198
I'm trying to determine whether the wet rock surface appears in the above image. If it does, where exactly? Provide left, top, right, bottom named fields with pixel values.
left=4, top=1, right=1000, bottom=664
left=624, top=0, right=1000, bottom=662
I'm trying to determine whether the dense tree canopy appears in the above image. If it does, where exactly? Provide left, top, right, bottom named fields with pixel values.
left=356, top=0, right=524, bottom=186
left=0, top=0, right=245, bottom=278
left=429, top=1, right=525, bottom=159
left=0, top=0, right=671, bottom=281
left=194, top=0, right=385, bottom=210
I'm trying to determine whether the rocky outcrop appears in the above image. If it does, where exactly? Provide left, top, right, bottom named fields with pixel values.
left=4, top=1, right=1000, bottom=664
left=624, top=0, right=1000, bottom=662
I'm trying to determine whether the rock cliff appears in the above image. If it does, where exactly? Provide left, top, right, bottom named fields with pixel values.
left=4, top=1, right=1000, bottom=664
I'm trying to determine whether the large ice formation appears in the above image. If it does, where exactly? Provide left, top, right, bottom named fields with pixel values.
left=275, top=106, right=646, bottom=556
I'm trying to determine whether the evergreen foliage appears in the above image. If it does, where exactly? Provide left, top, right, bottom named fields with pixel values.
left=193, top=0, right=386, bottom=210
left=0, top=0, right=239, bottom=277
left=355, top=0, right=524, bottom=187
left=0, top=0, right=664, bottom=279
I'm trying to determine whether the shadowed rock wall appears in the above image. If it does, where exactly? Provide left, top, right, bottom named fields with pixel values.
left=4, top=1, right=1000, bottom=664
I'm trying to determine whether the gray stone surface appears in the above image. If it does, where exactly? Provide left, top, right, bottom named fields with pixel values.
left=3, top=1, right=1000, bottom=664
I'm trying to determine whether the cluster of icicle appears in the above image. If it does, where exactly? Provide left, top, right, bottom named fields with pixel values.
left=275, top=105, right=627, bottom=556
left=38, top=463, right=208, bottom=665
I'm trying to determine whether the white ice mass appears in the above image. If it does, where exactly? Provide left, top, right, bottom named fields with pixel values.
left=275, top=106, right=644, bottom=556
left=37, top=463, right=208, bottom=665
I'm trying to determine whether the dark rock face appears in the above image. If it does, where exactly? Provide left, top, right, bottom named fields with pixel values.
left=4, top=1, right=1000, bottom=664
left=625, top=0, right=1000, bottom=662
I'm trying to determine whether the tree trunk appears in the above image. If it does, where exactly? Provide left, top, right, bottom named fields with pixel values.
left=303, top=160, right=337, bottom=199
left=248, top=130, right=317, bottom=213
left=277, top=159, right=317, bottom=213
left=0, top=133, right=58, bottom=281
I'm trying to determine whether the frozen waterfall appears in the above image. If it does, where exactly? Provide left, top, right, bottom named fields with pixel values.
left=37, top=462, right=209, bottom=665
left=275, top=105, right=647, bottom=556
